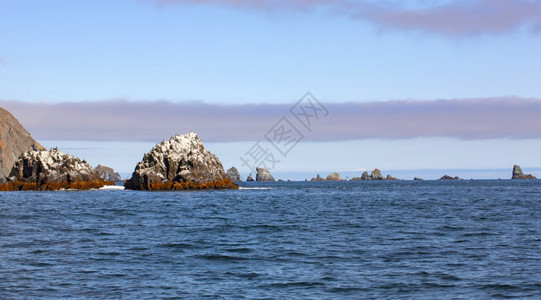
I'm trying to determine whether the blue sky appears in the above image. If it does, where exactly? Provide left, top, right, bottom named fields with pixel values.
left=1, top=0, right=541, bottom=179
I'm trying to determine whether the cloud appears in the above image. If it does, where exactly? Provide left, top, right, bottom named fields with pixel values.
left=1, top=97, right=540, bottom=142
left=153, top=0, right=541, bottom=36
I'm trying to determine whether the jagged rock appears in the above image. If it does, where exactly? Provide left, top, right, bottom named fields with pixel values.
left=95, top=164, right=122, bottom=182
left=0, top=148, right=106, bottom=190
left=0, top=107, right=45, bottom=177
left=350, top=177, right=362, bottom=181
left=371, top=168, right=384, bottom=180
left=386, top=174, right=398, bottom=180
left=361, top=171, right=370, bottom=180
left=278, top=179, right=285, bottom=182
left=256, top=167, right=275, bottom=182
left=311, top=174, right=325, bottom=181
left=226, top=167, right=241, bottom=182
left=124, top=132, right=237, bottom=190
left=247, top=173, right=255, bottom=181
left=326, top=172, right=343, bottom=181
left=414, top=177, right=423, bottom=180
left=512, top=165, right=537, bottom=179
left=440, top=175, right=460, bottom=180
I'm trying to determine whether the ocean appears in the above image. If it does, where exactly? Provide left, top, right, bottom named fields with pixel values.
left=1, top=180, right=540, bottom=299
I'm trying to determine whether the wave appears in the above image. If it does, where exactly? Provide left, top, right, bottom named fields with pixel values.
left=99, top=185, right=125, bottom=190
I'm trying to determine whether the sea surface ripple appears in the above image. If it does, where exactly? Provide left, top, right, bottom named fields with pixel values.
left=1, top=180, right=540, bottom=299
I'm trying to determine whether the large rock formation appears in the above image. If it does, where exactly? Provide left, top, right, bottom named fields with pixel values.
left=124, top=133, right=237, bottom=190
left=326, top=172, right=343, bottom=181
left=0, top=148, right=107, bottom=191
left=256, top=167, right=275, bottom=182
left=512, top=165, right=537, bottom=179
left=0, top=107, right=45, bottom=177
left=95, top=164, right=122, bottom=182
left=226, top=167, right=241, bottom=182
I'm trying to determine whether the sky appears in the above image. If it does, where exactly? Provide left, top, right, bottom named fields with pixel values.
left=1, top=0, right=541, bottom=179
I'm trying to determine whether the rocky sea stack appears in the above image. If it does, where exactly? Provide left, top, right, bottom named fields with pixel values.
left=0, top=148, right=109, bottom=191
left=326, top=172, right=343, bottom=181
left=96, top=164, right=122, bottom=182
left=124, top=132, right=238, bottom=190
left=511, top=165, right=536, bottom=180
left=0, top=107, right=45, bottom=177
left=256, top=167, right=275, bottom=182
left=226, top=167, right=241, bottom=182
left=311, top=174, right=325, bottom=181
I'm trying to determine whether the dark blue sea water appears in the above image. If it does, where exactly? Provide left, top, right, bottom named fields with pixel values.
left=1, top=180, right=540, bottom=299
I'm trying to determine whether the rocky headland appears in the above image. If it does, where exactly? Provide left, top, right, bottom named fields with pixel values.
left=0, top=107, right=45, bottom=177
left=0, top=148, right=110, bottom=191
left=511, top=165, right=537, bottom=180
left=124, top=132, right=237, bottom=190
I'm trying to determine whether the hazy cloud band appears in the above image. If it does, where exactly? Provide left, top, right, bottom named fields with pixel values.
left=155, top=0, right=541, bottom=36
left=1, top=97, right=540, bottom=142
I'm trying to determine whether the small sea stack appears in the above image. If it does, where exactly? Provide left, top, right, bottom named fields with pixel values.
left=311, top=174, right=325, bottom=181
left=226, top=167, right=242, bottom=182
left=326, top=172, right=343, bottom=181
left=511, top=165, right=537, bottom=180
left=96, top=164, right=122, bottom=182
left=256, top=167, right=275, bottom=182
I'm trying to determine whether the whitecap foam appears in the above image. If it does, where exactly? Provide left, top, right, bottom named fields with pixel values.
left=100, top=185, right=125, bottom=191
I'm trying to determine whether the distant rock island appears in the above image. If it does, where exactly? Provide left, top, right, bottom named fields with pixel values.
left=440, top=175, right=461, bottom=180
left=311, top=174, right=325, bottom=181
left=326, top=172, right=343, bottom=181
left=246, top=173, right=255, bottom=181
left=124, top=132, right=238, bottom=190
left=96, top=164, right=122, bottom=182
left=0, top=148, right=110, bottom=191
left=0, top=107, right=44, bottom=177
left=256, top=167, right=275, bottom=182
left=351, top=169, right=398, bottom=181
left=512, top=165, right=537, bottom=180
left=226, top=167, right=241, bottom=182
